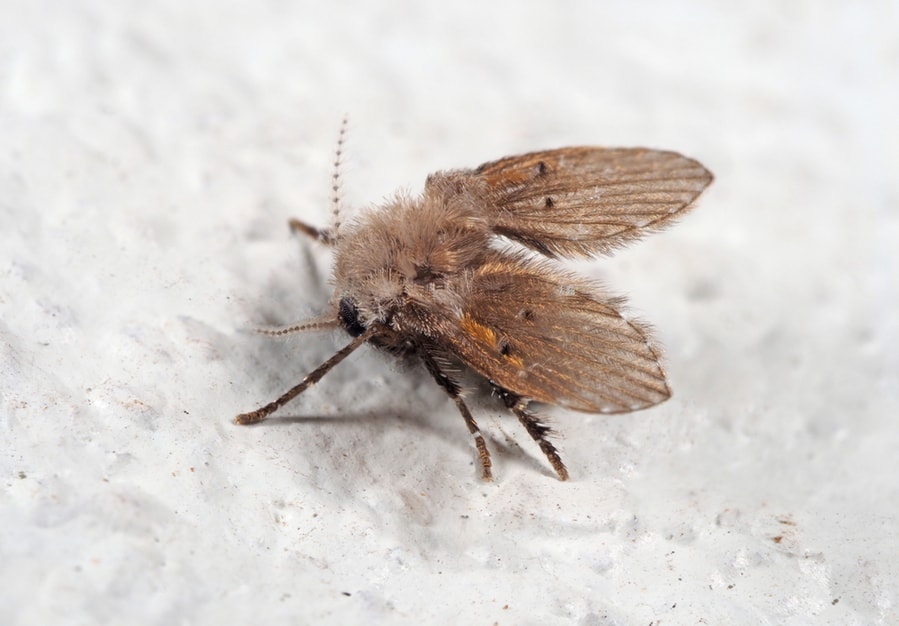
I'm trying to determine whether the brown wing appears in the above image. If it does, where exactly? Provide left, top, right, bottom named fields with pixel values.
left=463, top=146, right=712, bottom=258
left=434, top=253, right=670, bottom=413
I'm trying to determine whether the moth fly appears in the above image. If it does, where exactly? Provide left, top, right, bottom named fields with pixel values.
left=236, top=122, right=713, bottom=481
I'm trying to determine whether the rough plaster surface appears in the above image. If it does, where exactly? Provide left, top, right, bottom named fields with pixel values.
left=1, top=1, right=897, bottom=624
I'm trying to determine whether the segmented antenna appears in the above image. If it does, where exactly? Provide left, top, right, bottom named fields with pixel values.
left=330, top=115, right=348, bottom=242
left=253, top=317, right=339, bottom=337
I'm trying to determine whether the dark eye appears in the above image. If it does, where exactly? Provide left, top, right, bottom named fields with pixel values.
left=338, top=298, right=366, bottom=337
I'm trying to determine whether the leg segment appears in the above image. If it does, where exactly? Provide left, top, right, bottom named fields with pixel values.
left=497, top=388, right=569, bottom=481
left=420, top=352, right=492, bottom=481
left=288, top=218, right=336, bottom=246
left=236, top=325, right=375, bottom=424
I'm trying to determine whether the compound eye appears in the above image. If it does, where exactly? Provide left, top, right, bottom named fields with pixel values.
left=338, top=298, right=366, bottom=337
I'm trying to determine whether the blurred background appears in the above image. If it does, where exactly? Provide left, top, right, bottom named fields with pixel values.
left=1, top=1, right=896, bottom=624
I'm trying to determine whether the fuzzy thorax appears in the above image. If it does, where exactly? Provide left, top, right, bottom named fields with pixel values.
left=332, top=188, right=491, bottom=331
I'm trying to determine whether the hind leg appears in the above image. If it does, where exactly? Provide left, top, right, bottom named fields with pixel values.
left=496, top=388, right=569, bottom=481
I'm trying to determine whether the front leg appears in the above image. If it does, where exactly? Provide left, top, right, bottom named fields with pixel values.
left=236, top=325, right=376, bottom=424
left=288, top=218, right=336, bottom=246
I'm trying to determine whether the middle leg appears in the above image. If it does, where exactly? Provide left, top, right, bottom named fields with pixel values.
left=420, top=351, right=493, bottom=481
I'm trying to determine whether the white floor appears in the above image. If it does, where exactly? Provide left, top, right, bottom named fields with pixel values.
left=2, top=1, right=896, bottom=624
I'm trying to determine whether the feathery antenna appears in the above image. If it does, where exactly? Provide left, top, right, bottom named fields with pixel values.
left=329, top=114, right=349, bottom=242
left=253, top=317, right=339, bottom=337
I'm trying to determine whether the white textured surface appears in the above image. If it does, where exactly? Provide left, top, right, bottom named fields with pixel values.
left=2, top=1, right=897, bottom=624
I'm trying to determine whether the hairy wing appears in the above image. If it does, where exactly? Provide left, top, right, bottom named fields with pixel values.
left=459, top=146, right=712, bottom=258
left=436, top=254, right=670, bottom=413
